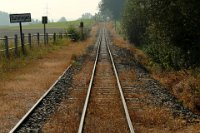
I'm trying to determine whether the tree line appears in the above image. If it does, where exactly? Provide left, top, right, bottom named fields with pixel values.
left=99, top=0, right=200, bottom=70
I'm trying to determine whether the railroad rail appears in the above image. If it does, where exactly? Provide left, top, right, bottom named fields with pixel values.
left=9, top=65, right=72, bottom=133
left=78, top=28, right=135, bottom=133
left=9, top=27, right=134, bottom=133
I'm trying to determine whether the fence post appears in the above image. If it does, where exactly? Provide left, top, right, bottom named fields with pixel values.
left=22, top=33, right=25, bottom=45
left=53, top=33, right=56, bottom=43
left=4, top=36, right=9, bottom=58
left=14, top=34, right=18, bottom=56
left=28, top=33, right=32, bottom=48
left=46, top=33, right=49, bottom=44
left=37, top=33, right=40, bottom=45
left=59, top=33, right=62, bottom=39
left=58, top=33, right=60, bottom=39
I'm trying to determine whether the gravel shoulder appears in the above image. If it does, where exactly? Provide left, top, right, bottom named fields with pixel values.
left=108, top=29, right=200, bottom=132
left=0, top=25, right=98, bottom=133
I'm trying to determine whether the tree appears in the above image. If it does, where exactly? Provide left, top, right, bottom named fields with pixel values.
left=81, top=13, right=93, bottom=19
left=122, top=0, right=148, bottom=45
left=99, top=0, right=125, bottom=20
left=122, top=0, right=200, bottom=68
left=58, top=17, right=67, bottom=22
left=148, top=0, right=200, bottom=66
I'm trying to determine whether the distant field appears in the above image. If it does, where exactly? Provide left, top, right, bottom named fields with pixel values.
left=0, top=19, right=94, bottom=37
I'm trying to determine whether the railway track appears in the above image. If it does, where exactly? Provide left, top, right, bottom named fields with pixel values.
left=9, top=27, right=135, bottom=133
left=9, top=65, right=73, bottom=133
left=78, top=28, right=134, bottom=133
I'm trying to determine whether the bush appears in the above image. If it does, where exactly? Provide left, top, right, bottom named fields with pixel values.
left=121, top=0, right=148, bottom=46
left=121, top=0, right=200, bottom=69
left=66, top=25, right=81, bottom=41
left=66, top=25, right=91, bottom=41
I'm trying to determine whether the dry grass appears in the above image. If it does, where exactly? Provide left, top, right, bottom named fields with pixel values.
left=106, top=22, right=200, bottom=132
left=41, top=25, right=99, bottom=132
left=43, top=31, right=130, bottom=132
left=83, top=58, right=129, bottom=133
left=42, top=61, right=94, bottom=133
left=0, top=25, right=99, bottom=133
left=131, top=106, right=189, bottom=133
left=106, top=22, right=200, bottom=113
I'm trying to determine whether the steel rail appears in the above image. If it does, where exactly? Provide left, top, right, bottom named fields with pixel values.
left=77, top=30, right=102, bottom=133
left=78, top=28, right=135, bottom=133
left=9, top=65, right=72, bottom=133
left=104, top=28, right=135, bottom=133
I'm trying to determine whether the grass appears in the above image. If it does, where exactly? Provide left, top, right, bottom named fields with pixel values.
left=0, top=38, right=68, bottom=79
left=106, top=22, right=200, bottom=132
left=0, top=19, right=95, bottom=30
left=107, top=22, right=200, bottom=113
left=0, top=24, right=99, bottom=133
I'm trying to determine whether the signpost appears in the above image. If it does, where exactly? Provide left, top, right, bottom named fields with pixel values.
left=10, top=13, right=31, bottom=54
left=80, top=21, right=84, bottom=40
left=42, top=16, right=48, bottom=45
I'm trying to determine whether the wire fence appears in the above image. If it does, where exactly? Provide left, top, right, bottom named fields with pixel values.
left=0, top=32, right=71, bottom=58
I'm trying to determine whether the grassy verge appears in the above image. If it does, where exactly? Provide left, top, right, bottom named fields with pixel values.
left=107, top=22, right=200, bottom=114
left=0, top=39, right=69, bottom=79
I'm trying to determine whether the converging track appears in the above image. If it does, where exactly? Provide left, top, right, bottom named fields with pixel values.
left=78, top=28, right=134, bottom=133
left=9, top=27, right=135, bottom=133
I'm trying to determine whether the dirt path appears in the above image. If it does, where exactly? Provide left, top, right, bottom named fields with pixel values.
left=0, top=26, right=98, bottom=133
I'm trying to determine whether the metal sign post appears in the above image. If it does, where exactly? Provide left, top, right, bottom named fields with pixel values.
left=10, top=13, right=31, bottom=54
left=19, top=22, right=25, bottom=54
left=42, top=16, right=48, bottom=45
left=80, top=21, right=84, bottom=40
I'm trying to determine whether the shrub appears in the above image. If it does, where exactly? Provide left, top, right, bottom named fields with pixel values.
left=66, top=25, right=80, bottom=41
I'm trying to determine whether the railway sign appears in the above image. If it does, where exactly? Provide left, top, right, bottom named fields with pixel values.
left=42, top=16, right=48, bottom=44
left=10, top=13, right=31, bottom=23
left=9, top=13, right=31, bottom=54
left=80, top=21, right=84, bottom=28
left=42, top=16, right=48, bottom=24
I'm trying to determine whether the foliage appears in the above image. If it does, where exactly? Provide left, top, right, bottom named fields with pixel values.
left=99, top=0, right=125, bottom=20
left=122, top=0, right=148, bottom=45
left=66, top=25, right=81, bottom=41
left=81, top=13, right=93, bottom=19
left=121, top=0, right=200, bottom=69
left=58, top=17, right=67, bottom=22
left=66, top=25, right=91, bottom=41
left=148, top=0, right=200, bottom=67
left=144, top=42, right=185, bottom=70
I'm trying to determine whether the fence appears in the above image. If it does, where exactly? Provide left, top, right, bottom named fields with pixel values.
left=0, top=32, right=69, bottom=58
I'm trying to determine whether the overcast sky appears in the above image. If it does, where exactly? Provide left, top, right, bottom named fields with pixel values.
left=0, top=0, right=101, bottom=21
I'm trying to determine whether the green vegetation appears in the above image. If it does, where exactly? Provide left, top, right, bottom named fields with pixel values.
left=98, top=0, right=199, bottom=69
left=0, top=19, right=94, bottom=30
left=99, top=0, right=125, bottom=20
left=0, top=18, right=94, bottom=76
left=99, top=0, right=200, bottom=70
left=120, top=0, right=200, bottom=70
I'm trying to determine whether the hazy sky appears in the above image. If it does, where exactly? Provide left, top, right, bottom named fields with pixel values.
left=0, top=0, right=101, bottom=21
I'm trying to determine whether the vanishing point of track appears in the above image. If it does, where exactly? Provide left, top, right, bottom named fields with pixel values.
left=9, top=27, right=135, bottom=133
left=78, top=28, right=134, bottom=133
